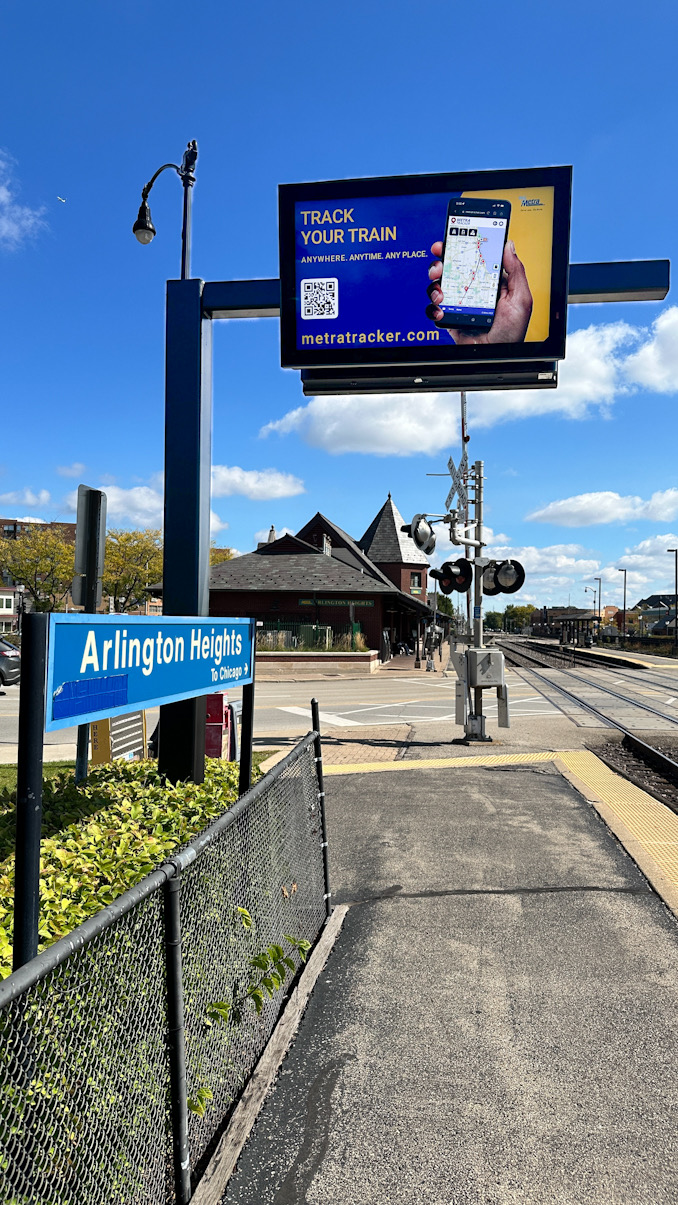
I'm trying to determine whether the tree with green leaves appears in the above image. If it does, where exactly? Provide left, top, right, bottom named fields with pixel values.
left=103, top=529, right=163, bottom=613
left=210, top=543, right=235, bottom=567
left=484, top=610, right=504, bottom=631
left=504, top=603, right=536, bottom=632
left=0, top=524, right=74, bottom=611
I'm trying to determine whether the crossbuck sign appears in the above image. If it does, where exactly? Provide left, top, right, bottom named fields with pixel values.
left=445, top=451, right=469, bottom=513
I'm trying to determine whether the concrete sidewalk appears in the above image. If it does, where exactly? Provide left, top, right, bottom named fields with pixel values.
left=220, top=759, right=678, bottom=1204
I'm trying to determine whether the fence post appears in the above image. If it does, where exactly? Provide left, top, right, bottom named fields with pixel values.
left=310, top=698, right=332, bottom=918
left=164, top=870, right=192, bottom=1204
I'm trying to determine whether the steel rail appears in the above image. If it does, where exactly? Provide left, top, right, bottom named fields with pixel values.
left=497, top=648, right=678, bottom=808
left=498, top=641, right=678, bottom=727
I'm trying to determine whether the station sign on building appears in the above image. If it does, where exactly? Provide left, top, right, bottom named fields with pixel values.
left=279, top=166, right=572, bottom=378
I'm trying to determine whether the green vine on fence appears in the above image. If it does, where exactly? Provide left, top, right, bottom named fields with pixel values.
left=187, top=909, right=310, bottom=1118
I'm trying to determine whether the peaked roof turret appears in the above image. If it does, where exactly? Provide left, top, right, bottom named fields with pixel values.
left=358, top=497, right=430, bottom=566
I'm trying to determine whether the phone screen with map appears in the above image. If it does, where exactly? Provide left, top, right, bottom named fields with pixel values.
left=438, top=198, right=511, bottom=330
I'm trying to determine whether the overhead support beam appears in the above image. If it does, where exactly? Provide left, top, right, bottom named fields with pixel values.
left=201, top=260, right=670, bottom=321
left=567, top=259, right=669, bottom=304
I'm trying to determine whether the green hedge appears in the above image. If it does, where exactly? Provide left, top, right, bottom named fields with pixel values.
left=0, top=758, right=260, bottom=978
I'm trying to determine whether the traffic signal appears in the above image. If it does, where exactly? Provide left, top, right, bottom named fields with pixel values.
left=401, top=514, right=435, bottom=555
left=430, top=558, right=473, bottom=594
left=482, top=560, right=525, bottom=596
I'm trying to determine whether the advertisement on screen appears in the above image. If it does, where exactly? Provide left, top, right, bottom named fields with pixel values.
left=279, top=166, right=571, bottom=369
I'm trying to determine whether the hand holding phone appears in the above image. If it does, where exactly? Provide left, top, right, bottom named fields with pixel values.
left=426, top=236, right=533, bottom=345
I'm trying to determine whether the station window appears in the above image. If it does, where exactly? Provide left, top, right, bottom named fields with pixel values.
left=410, top=572, right=422, bottom=590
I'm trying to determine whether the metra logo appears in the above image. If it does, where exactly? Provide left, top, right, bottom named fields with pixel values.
left=520, top=196, right=544, bottom=208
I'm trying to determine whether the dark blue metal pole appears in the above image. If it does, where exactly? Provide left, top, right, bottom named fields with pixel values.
left=13, top=612, right=48, bottom=970
left=159, top=278, right=213, bottom=783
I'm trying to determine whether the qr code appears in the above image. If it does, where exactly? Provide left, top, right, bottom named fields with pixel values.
left=300, top=277, right=338, bottom=320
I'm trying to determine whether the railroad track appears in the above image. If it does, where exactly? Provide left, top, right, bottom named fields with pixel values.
left=495, top=639, right=678, bottom=811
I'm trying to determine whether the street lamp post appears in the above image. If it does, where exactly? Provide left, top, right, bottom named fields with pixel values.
left=594, top=576, right=602, bottom=642
left=134, top=141, right=211, bottom=785
left=584, top=586, right=596, bottom=646
left=668, top=549, right=678, bottom=652
left=133, top=141, right=198, bottom=280
left=617, top=568, right=627, bottom=644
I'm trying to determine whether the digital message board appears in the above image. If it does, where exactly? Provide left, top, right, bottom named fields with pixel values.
left=279, top=166, right=571, bottom=369
left=45, top=614, right=254, bottom=732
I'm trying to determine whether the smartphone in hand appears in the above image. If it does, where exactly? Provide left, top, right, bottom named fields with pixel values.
left=437, top=197, right=511, bottom=331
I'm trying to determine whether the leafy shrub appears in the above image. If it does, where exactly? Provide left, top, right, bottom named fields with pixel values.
left=0, top=758, right=259, bottom=978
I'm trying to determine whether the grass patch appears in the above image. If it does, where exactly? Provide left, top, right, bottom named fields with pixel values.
left=0, top=755, right=269, bottom=978
left=0, top=760, right=75, bottom=794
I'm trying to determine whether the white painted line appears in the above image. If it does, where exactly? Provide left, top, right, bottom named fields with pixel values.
left=666, top=697, right=677, bottom=706
left=277, top=706, right=360, bottom=728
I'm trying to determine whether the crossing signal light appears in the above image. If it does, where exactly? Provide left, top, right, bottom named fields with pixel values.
left=400, top=514, right=435, bottom=555
left=482, top=560, right=526, bottom=596
left=430, top=558, right=472, bottom=594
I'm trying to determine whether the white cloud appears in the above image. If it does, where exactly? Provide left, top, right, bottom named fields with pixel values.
left=11, top=515, right=46, bottom=524
left=57, top=462, right=86, bottom=479
left=259, top=310, right=678, bottom=456
left=0, top=487, right=50, bottom=508
left=0, top=152, right=47, bottom=251
left=211, top=465, right=304, bottom=500
left=484, top=540, right=599, bottom=577
left=67, top=484, right=163, bottom=527
left=210, top=511, right=229, bottom=535
left=527, top=488, right=678, bottom=527
left=624, top=308, right=678, bottom=393
left=65, top=479, right=229, bottom=537
left=261, top=394, right=462, bottom=457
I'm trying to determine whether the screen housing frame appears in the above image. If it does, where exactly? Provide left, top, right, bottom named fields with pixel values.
left=279, top=165, right=572, bottom=369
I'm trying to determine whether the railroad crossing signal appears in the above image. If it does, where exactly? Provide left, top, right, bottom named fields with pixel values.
left=482, top=560, right=526, bottom=596
left=401, top=514, right=436, bottom=555
left=430, top=558, right=473, bottom=594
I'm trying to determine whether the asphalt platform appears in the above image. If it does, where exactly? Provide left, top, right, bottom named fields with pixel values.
left=220, top=747, right=678, bottom=1204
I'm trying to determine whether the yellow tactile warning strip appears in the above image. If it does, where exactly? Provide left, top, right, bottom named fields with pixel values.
left=323, top=747, right=678, bottom=916
left=323, top=751, right=555, bottom=775
left=555, top=751, right=678, bottom=913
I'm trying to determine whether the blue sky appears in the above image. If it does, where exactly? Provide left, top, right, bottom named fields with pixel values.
left=1, top=0, right=677, bottom=610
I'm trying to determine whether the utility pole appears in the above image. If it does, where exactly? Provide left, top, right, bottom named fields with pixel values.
left=668, top=549, right=678, bottom=652
left=618, top=567, right=627, bottom=644
left=465, top=458, right=489, bottom=741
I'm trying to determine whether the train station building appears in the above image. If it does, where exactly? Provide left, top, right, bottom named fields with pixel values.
left=208, top=495, right=432, bottom=655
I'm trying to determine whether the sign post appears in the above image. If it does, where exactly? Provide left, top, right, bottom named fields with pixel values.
left=13, top=613, right=48, bottom=971
left=72, top=485, right=107, bottom=783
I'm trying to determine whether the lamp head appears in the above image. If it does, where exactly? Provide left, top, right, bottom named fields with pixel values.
left=133, top=199, right=156, bottom=245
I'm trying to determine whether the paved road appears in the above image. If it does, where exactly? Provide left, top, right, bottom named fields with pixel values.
left=0, top=672, right=561, bottom=761
left=4, top=654, right=678, bottom=761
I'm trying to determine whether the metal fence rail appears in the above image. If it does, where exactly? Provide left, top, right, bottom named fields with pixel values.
left=256, top=620, right=366, bottom=652
left=0, top=733, right=327, bottom=1205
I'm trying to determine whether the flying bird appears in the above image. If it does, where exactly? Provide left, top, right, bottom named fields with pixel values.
left=57, top=196, right=67, bottom=203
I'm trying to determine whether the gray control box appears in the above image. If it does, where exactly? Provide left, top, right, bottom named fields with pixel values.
left=466, top=648, right=505, bottom=688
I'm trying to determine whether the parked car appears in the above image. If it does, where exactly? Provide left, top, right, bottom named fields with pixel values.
left=0, top=638, right=21, bottom=685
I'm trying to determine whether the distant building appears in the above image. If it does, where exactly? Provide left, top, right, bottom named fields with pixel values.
left=0, top=517, right=76, bottom=542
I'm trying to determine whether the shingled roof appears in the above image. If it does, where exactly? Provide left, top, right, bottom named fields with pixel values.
left=209, top=535, right=431, bottom=614
left=358, top=495, right=429, bottom=566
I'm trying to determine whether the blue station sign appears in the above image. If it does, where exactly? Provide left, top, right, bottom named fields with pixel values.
left=45, top=614, right=255, bottom=732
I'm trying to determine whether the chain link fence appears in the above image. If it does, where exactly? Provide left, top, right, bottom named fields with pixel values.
left=0, top=732, right=328, bottom=1204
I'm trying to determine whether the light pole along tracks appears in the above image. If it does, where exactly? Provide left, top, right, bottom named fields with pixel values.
left=496, top=640, right=678, bottom=812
